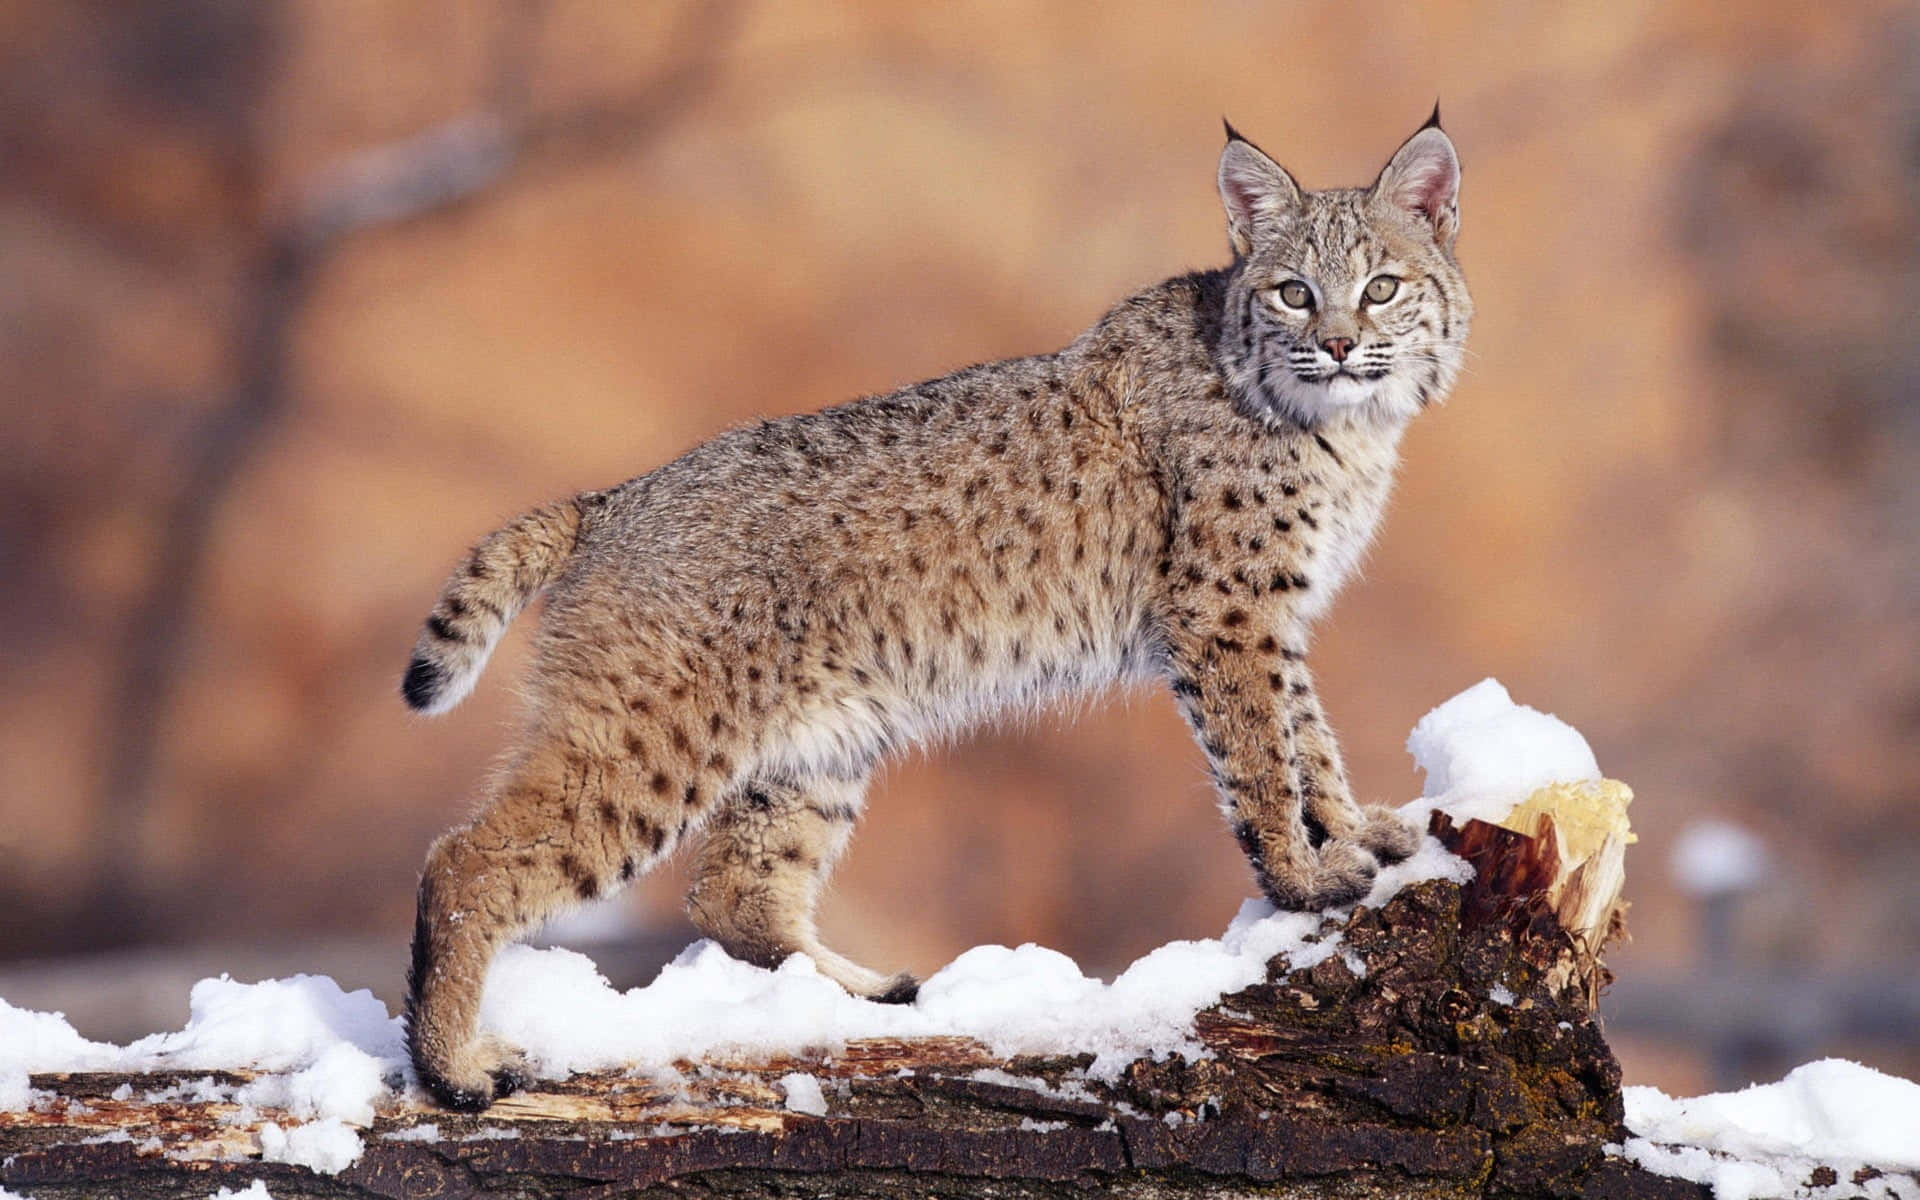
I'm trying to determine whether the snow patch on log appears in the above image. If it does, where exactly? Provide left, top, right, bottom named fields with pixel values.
left=1619, top=1059, right=1920, bottom=1199
left=259, top=1116, right=363, bottom=1174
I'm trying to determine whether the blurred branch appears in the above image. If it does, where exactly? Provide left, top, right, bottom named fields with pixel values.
left=293, top=0, right=740, bottom=247
left=94, top=0, right=744, bottom=938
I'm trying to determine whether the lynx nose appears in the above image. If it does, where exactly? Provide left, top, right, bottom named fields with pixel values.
left=1320, top=337, right=1355, bottom=363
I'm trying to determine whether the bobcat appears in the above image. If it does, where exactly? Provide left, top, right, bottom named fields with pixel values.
left=401, top=112, right=1470, bottom=1110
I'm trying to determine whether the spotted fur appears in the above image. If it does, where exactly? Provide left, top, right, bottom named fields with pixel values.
left=401, top=115, right=1470, bottom=1110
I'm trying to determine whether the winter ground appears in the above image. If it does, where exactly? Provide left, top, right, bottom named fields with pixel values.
left=2, top=680, right=1915, bottom=1198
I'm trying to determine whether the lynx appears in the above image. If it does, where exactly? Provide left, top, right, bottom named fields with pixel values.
left=401, top=112, right=1470, bottom=1110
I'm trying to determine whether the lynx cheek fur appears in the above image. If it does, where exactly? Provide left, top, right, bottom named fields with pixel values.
left=401, top=113, right=1470, bottom=1110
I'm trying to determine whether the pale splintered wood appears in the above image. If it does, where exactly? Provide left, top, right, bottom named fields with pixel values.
left=1431, top=777, right=1634, bottom=1009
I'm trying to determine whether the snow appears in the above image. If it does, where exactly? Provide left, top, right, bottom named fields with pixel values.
left=0, top=997, right=123, bottom=1077
left=1405, top=677, right=1600, bottom=825
left=380, top=1122, right=442, bottom=1142
left=208, top=1185, right=275, bottom=1199
left=12, top=679, right=1908, bottom=1188
left=0, top=1069, right=34, bottom=1113
left=123, top=974, right=403, bottom=1073
left=259, top=1117, right=363, bottom=1174
left=240, top=1041, right=388, bottom=1127
left=1617, top=1140, right=1810, bottom=1200
left=778, top=1072, right=828, bottom=1116
left=1622, top=1059, right=1920, bottom=1199
left=1671, top=819, right=1771, bottom=897
left=0, top=978, right=395, bottom=1172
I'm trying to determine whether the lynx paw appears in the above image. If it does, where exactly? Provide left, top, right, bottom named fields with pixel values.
left=491, top=1058, right=534, bottom=1100
left=1351, top=805, right=1420, bottom=865
left=415, top=1037, right=531, bottom=1112
left=1262, top=839, right=1379, bottom=912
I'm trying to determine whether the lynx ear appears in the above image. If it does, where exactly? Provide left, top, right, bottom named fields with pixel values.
left=1218, top=121, right=1303, bottom=257
left=1369, top=111, right=1460, bottom=245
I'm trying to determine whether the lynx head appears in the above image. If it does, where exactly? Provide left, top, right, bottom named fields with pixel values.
left=1216, top=109, right=1472, bottom=429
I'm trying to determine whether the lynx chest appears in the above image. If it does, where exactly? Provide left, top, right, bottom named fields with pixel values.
left=1165, top=421, right=1404, bottom=627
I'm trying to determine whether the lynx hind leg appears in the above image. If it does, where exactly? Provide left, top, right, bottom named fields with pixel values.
left=408, top=820, right=543, bottom=1111
left=688, top=775, right=918, bottom=1004
left=407, top=746, right=693, bottom=1110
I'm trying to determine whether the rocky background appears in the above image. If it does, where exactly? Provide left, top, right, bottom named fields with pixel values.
left=2, top=2, right=1915, bottom=1095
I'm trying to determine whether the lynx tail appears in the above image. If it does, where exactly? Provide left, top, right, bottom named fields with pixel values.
left=401, top=498, right=588, bottom=714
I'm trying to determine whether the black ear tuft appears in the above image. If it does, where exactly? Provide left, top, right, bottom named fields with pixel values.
left=1422, top=101, right=1443, bottom=131
left=1370, top=114, right=1461, bottom=244
left=1223, top=117, right=1247, bottom=144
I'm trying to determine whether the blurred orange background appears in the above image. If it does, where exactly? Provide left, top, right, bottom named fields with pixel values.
left=2, top=2, right=1915, bottom=1095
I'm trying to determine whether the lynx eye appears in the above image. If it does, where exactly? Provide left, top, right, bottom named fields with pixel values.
left=1363, top=275, right=1400, bottom=304
left=1274, top=280, right=1313, bottom=310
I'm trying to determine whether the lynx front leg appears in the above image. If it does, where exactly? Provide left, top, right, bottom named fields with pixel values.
left=688, top=774, right=918, bottom=1003
left=1166, top=631, right=1379, bottom=910
left=1271, top=647, right=1420, bottom=867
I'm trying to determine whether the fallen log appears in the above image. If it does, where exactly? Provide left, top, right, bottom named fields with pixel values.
left=8, top=780, right=1898, bottom=1198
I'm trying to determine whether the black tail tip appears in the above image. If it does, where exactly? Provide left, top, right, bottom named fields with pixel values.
left=401, top=655, right=446, bottom=711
